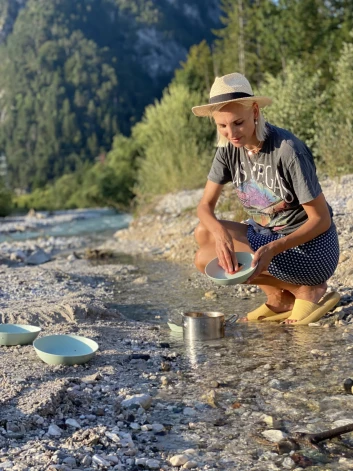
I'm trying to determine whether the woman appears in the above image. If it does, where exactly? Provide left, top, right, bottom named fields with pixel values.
left=192, top=73, right=340, bottom=324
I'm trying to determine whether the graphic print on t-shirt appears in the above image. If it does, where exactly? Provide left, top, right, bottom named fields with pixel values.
left=234, top=179, right=291, bottom=227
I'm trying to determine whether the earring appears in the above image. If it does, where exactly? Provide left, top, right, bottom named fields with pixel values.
left=255, top=119, right=258, bottom=125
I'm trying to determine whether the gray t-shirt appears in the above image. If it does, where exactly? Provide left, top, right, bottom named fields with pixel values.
left=208, top=123, right=332, bottom=235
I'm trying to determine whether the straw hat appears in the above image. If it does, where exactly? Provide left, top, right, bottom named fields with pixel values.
left=192, top=73, right=272, bottom=117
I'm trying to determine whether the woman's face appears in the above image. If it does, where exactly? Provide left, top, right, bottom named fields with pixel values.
left=213, top=102, right=258, bottom=148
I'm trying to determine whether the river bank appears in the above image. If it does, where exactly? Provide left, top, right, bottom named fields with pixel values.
left=1, top=177, right=353, bottom=470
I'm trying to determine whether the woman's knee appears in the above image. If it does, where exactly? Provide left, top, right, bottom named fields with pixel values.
left=194, top=222, right=212, bottom=245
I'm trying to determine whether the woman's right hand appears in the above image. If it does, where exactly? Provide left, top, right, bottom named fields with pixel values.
left=214, top=228, right=238, bottom=274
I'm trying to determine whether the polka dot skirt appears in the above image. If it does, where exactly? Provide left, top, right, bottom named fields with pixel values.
left=247, top=223, right=339, bottom=286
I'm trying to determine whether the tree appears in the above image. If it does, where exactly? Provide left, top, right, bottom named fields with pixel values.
left=0, top=1, right=119, bottom=189
left=258, top=61, right=325, bottom=154
left=134, top=83, right=216, bottom=202
left=316, top=40, right=353, bottom=176
left=0, top=178, right=12, bottom=216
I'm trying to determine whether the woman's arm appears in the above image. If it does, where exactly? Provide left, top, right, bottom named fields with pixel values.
left=197, top=180, right=239, bottom=273
left=248, top=192, right=332, bottom=281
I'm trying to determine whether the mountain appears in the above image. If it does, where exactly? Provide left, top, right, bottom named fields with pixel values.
left=0, top=0, right=221, bottom=189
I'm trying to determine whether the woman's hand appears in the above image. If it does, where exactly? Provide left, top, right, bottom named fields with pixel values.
left=213, top=228, right=239, bottom=274
left=246, top=243, right=276, bottom=283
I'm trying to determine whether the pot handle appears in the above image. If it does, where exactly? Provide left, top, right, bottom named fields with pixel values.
left=226, top=314, right=238, bottom=325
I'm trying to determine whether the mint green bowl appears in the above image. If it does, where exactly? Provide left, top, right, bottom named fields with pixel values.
left=0, top=324, right=41, bottom=346
left=33, top=334, right=99, bottom=366
left=205, top=252, right=256, bottom=285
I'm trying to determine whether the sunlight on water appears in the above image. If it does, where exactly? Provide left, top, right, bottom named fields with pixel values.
left=0, top=210, right=132, bottom=242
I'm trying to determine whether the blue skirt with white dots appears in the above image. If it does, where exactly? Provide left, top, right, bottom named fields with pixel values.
left=247, top=223, right=339, bottom=286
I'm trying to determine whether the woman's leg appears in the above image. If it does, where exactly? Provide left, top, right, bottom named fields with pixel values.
left=194, top=221, right=327, bottom=318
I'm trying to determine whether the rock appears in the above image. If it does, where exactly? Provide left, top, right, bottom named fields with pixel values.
left=132, top=276, right=148, bottom=284
left=182, top=461, right=198, bottom=469
left=129, top=422, right=140, bottom=430
left=65, top=418, right=81, bottom=428
left=25, top=248, right=52, bottom=265
left=159, top=342, right=170, bottom=348
left=262, top=429, right=288, bottom=442
left=92, top=455, right=111, bottom=467
left=161, top=376, right=169, bottom=386
left=209, top=380, right=220, bottom=388
left=201, top=389, right=218, bottom=408
left=0, top=463, right=13, bottom=469
left=151, top=423, right=165, bottom=433
left=81, top=455, right=92, bottom=466
left=146, top=459, right=160, bottom=469
left=282, top=456, right=295, bottom=469
left=261, top=414, right=275, bottom=427
left=63, top=457, right=77, bottom=467
left=67, top=254, right=78, bottom=262
left=183, top=407, right=196, bottom=416
left=121, top=394, right=152, bottom=410
left=106, top=455, right=120, bottom=464
left=10, top=250, right=26, bottom=261
left=343, top=378, right=353, bottom=393
left=160, top=361, right=171, bottom=371
left=204, top=290, right=218, bottom=300
left=170, top=454, right=189, bottom=467
left=48, top=424, right=63, bottom=437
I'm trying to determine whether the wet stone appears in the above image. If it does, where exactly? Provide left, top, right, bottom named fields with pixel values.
left=343, top=378, right=353, bottom=393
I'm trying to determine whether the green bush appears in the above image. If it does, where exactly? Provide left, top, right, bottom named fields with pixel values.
left=258, top=62, right=325, bottom=155
left=134, top=83, right=216, bottom=205
left=316, top=41, right=353, bottom=177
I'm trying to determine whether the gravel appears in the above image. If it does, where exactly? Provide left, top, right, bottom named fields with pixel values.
left=1, top=176, right=353, bottom=470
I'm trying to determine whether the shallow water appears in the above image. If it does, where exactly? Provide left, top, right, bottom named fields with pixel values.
left=111, top=254, right=262, bottom=324
left=0, top=209, right=132, bottom=242
left=111, top=254, right=353, bottom=469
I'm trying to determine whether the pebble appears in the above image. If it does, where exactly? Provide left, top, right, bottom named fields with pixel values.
left=183, top=407, right=196, bottom=417
left=121, top=394, right=152, bottom=410
left=65, top=418, right=80, bottom=428
left=0, top=463, right=13, bottom=469
left=262, top=430, right=288, bottom=442
left=145, top=459, right=160, bottom=469
left=92, top=455, right=111, bottom=467
left=182, top=461, right=198, bottom=469
left=48, top=424, right=62, bottom=437
left=170, top=455, right=189, bottom=466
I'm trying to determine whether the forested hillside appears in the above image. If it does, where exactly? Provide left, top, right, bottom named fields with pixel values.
left=0, top=0, right=352, bottom=215
left=0, top=0, right=220, bottom=189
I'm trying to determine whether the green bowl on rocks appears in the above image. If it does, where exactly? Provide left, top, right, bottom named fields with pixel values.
left=0, top=324, right=41, bottom=346
left=205, top=252, right=257, bottom=285
left=33, top=334, right=99, bottom=366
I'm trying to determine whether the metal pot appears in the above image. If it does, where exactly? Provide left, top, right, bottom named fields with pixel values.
left=182, top=311, right=238, bottom=341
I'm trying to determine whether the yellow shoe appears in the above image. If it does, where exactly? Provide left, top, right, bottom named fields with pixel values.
left=282, top=292, right=340, bottom=325
left=246, top=303, right=292, bottom=322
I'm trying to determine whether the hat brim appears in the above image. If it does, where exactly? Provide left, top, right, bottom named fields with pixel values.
left=192, top=96, right=272, bottom=117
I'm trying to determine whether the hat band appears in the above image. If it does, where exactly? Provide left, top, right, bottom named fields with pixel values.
left=209, top=92, right=253, bottom=104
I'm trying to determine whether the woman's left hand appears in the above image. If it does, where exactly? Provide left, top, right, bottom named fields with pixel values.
left=246, top=244, right=276, bottom=283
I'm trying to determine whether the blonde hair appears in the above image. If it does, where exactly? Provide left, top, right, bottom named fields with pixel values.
left=211, top=101, right=268, bottom=148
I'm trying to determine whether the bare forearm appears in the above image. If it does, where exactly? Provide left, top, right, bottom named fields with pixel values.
left=197, top=203, right=225, bottom=236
